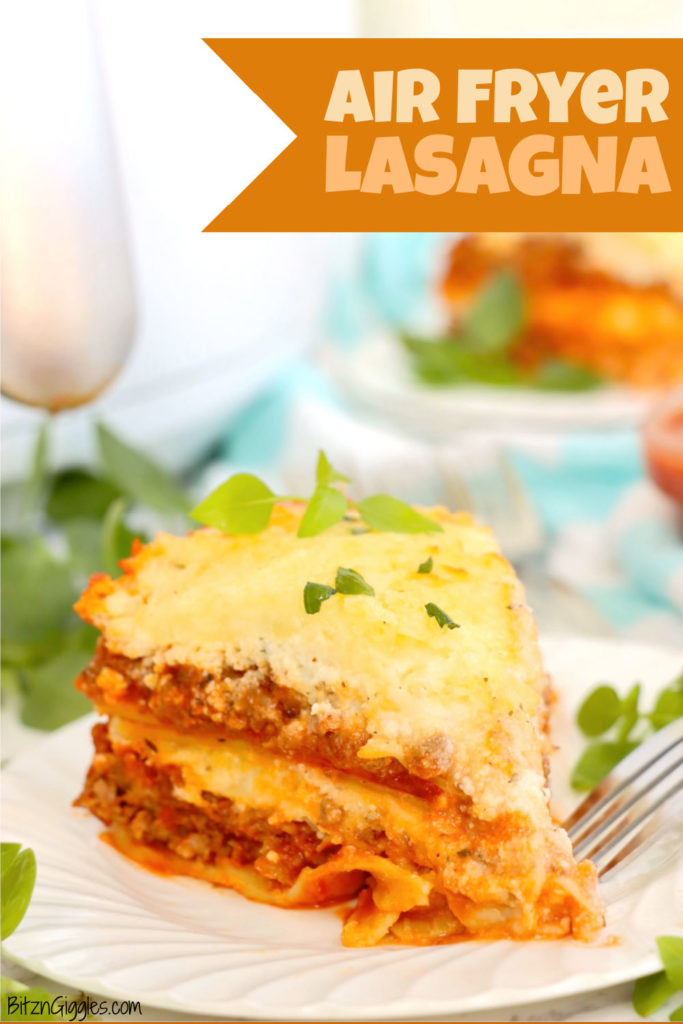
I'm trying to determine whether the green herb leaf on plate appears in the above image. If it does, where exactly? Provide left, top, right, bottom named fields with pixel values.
left=577, top=685, right=622, bottom=737
left=316, top=450, right=350, bottom=487
left=400, top=334, right=524, bottom=388
left=570, top=739, right=639, bottom=792
left=1, top=843, right=36, bottom=940
left=417, top=556, right=433, bottom=573
left=357, top=495, right=443, bottom=535
left=1, top=978, right=67, bottom=1021
left=658, top=936, right=683, bottom=990
left=1, top=844, right=21, bottom=877
left=335, top=567, right=375, bottom=596
left=97, top=423, right=189, bottom=515
left=303, top=582, right=336, bottom=615
left=191, top=473, right=278, bottom=534
left=425, top=602, right=459, bottom=630
left=47, top=469, right=122, bottom=523
left=463, top=271, right=525, bottom=355
left=618, top=683, right=642, bottom=742
left=670, top=1004, right=683, bottom=1021
left=650, top=686, right=683, bottom=731
left=533, top=358, right=604, bottom=392
left=633, top=971, right=678, bottom=1018
left=297, top=485, right=347, bottom=538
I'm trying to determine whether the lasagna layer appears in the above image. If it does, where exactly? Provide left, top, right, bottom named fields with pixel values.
left=76, top=640, right=494, bottom=798
left=442, top=233, right=683, bottom=388
left=76, top=718, right=602, bottom=945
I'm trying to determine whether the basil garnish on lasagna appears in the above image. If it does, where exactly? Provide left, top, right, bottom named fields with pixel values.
left=73, top=502, right=603, bottom=946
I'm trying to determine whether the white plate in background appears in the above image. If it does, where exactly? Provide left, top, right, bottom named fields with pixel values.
left=2, top=636, right=682, bottom=1021
left=323, top=333, right=655, bottom=440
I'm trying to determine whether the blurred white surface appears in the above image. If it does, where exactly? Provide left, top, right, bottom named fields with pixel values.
left=0, top=0, right=135, bottom=412
left=1, top=0, right=354, bottom=477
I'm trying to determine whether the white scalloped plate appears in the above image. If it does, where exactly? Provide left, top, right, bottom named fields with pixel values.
left=3, top=637, right=682, bottom=1021
left=323, top=334, right=654, bottom=437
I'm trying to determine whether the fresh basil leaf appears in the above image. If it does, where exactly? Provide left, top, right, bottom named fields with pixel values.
left=297, top=485, right=347, bottom=538
left=618, top=683, right=642, bottom=742
left=658, top=936, right=683, bottom=989
left=101, top=498, right=137, bottom=575
left=316, top=450, right=350, bottom=487
left=649, top=687, right=683, bottom=730
left=463, top=271, right=525, bottom=355
left=97, top=423, right=189, bottom=515
left=303, top=582, right=336, bottom=615
left=670, top=1004, right=683, bottom=1021
left=400, top=334, right=524, bottom=388
left=1, top=844, right=21, bottom=877
left=1, top=978, right=66, bottom=1021
left=357, top=495, right=443, bottom=534
left=570, top=740, right=638, bottom=792
left=577, top=685, right=622, bottom=737
left=191, top=473, right=277, bottom=534
left=335, top=567, right=375, bottom=596
left=633, top=971, right=678, bottom=1018
left=417, top=556, right=433, bottom=573
left=47, top=469, right=121, bottom=523
left=533, top=359, right=604, bottom=392
left=1, top=844, right=36, bottom=939
left=425, top=602, right=459, bottom=630
left=1, top=665, right=22, bottom=701
left=1, top=537, right=76, bottom=666
left=20, top=649, right=92, bottom=731
left=20, top=421, right=49, bottom=518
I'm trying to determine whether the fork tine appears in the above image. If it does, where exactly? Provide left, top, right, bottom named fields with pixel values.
left=589, top=773, right=683, bottom=875
left=572, top=753, right=683, bottom=859
left=565, top=718, right=683, bottom=840
left=599, top=792, right=683, bottom=886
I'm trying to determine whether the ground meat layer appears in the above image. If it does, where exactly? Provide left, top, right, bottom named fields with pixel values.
left=76, top=723, right=345, bottom=888
left=76, top=641, right=448, bottom=800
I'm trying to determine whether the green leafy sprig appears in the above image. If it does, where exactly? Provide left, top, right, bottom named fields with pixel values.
left=633, top=935, right=683, bottom=1020
left=400, top=270, right=603, bottom=392
left=191, top=450, right=442, bottom=539
left=1, top=843, right=71, bottom=1020
left=1, top=422, right=190, bottom=731
left=425, top=602, right=459, bottom=630
left=303, top=567, right=375, bottom=615
left=572, top=672, right=683, bottom=791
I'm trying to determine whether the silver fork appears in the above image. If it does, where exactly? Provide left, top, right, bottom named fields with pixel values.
left=564, top=718, right=683, bottom=885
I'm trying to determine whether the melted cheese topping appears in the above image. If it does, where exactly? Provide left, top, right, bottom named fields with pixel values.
left=77, top=505, right=546, bottom=817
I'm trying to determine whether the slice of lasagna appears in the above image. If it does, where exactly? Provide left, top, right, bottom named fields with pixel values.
left=442, top=232, right=683, bottom=388
left=74, top=504, right=603, bottom=946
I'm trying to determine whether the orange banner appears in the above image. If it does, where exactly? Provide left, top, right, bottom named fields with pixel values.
left=203, top=38, right=683, bottom=232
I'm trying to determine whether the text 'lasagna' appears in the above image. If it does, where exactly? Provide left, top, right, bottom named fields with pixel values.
left=74, top=504, right=603, bottom=946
